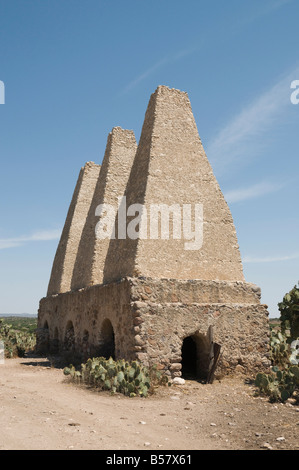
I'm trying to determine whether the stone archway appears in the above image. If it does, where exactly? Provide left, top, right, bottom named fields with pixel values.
left=98, top=319, right=115, bottom=360
left=181, top=336, right=197, bottom=378
left=36, top=320, right=50, bottom=354
left=181, top=330, right=212, bottom=381
left=64, top=321, right=75, bottom=352
left=50, top=326, right=59, bottom=354
left=81, top=329, right=90, bottom=360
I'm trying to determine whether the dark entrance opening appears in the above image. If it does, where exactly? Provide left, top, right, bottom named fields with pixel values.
left=64, top=321, right=75, bottom=352
left=50, top=327, right=59, bottom=354
left=82, top=330, right=90, bottom=361
left=181, top=336, right=197, bottom=379
left=98, top=319, right=115, bottom=360
left=37, top=320, right=50, bottom=353
left=181, top=329, right=221, bottom=383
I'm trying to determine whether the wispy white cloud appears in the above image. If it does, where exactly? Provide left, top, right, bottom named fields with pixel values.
left=0, top=240, right=23, bottom=250
left=121, top=44, right=202, bottom=94
left=122, top=1, right=293, bottom=96
left=0, top=229, right=61, bottom=250
left=24, top=230, right=62, bottom=241
left=224, top=180, right=284, bottom=204
left=243, top=252, right=299, bottom=263
left=256, top=0, right=294, bottom=17
left=230, top=0, right=294, bottom=37
left=206, top=65, right=299, bottom=174
left=122, top=58, right=168, bottom=94
left=270, top=0, right=293, bottom=10
left=240, top=0, right=293, bottom=25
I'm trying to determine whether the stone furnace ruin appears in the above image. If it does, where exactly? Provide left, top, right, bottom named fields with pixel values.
left=37, top=85, right=270, bottom=380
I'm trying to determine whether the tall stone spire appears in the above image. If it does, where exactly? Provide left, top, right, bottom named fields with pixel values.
left=71, top=127, right=137, bottom=290
left=103, top=85, right=244, bottom=282
left=47, top=161, right=101, bottom=295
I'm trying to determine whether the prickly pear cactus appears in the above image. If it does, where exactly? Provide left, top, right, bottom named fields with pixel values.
left=63, top=356, right=169, bottom=398
left=278, top=283, right=299, bottom=340
left=255, top=325, right=299, bottom=403
left=255, top=365, right=299, bottom=403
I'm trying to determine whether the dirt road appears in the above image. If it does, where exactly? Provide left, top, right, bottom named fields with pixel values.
left=0, top=357, right=298, bottom=450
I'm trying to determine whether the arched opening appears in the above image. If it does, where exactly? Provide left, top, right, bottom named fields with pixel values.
left=181, top=332, right=211, bottom=381
left=82, top=329, right=89, bottom=343
left=51, top=327, right=59, bottom=354
left=82, top=329, right=90, bottom=360
left=54, top=326, right=59, bottom=340
left=37, top=319, right=50, bottom=353
left=64, top=321, right=75, bottom=352
left=181, top=336, right=197, bottom=379
left=98, top=319, right=115, bottom=360
left=43, top=320, right=50, bottom=351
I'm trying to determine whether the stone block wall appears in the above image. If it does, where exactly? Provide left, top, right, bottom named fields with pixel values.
left=38, top=277, right=270, bottom=377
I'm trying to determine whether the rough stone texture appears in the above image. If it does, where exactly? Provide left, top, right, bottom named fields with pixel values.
left=103, top=86, right=244, bottom=283
left=38, top=85, right=270, bottom=378
left=39, top=278, right=136, bottom=362
left=38, top=277, right=270, bottom=376
left=47, top=162, right=100, bottom=295
left=71, top=127, right=136, bottom=290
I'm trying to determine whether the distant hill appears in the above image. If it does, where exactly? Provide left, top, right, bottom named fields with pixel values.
left=0, top=313, right=37, bottom=317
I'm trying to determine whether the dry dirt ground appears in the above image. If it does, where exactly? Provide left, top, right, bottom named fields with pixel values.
left=0, top=356, right=298, bottom=451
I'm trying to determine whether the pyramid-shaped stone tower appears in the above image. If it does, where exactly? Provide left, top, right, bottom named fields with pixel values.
left=103, top=86, right=244, bottom=283
left=47, top=161, right=101, bottom=296
left=71, top=127, right=137, bottom=290
left=37, top=86, right=270, bottom=380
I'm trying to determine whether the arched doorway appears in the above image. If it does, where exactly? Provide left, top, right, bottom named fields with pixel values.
left=64, top=321, right=75, bottom=352
left=98, top=319, right=115, bottom=360
left=181, top=332, right=211, bottom=381
left=181, top=336, right=197, bottom=378
left=37, top=320, right=50, bottom=353
left=43, top=320, right=50, bottom=351
left=50, top=326, right=59, bottom=354
left=82, top=329, right=90, bottom=360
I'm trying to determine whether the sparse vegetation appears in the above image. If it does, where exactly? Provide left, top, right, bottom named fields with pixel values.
left=0, top=316, right=37, bottom=358
left=278, top=283, right=299, bottom=340
left=255, top=285, right=299, bottom=403
left=64, top=356, right=169, bottom=397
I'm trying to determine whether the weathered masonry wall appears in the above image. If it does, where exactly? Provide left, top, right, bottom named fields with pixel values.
left=129, top=278, right=270, bottom=377
left=47, top=162, right=101, bottom=295
left=38, top=277, right=270, bottom=377
left=38, top=278, right=135, bottom=362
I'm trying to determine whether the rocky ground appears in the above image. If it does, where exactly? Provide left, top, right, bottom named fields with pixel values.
left=0, top=356, right=298, bottom=451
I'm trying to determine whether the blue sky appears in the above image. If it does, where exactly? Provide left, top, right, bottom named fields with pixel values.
left=0, top=0, right=298, bottom=316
